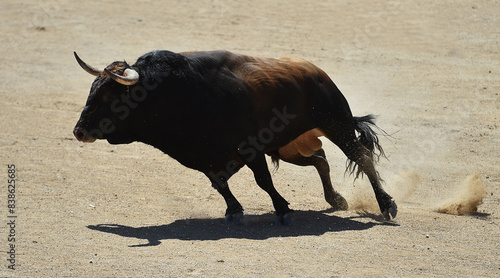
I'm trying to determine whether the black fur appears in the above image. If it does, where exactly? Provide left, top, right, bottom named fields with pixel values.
left=74, top=50, right=397, bottom=220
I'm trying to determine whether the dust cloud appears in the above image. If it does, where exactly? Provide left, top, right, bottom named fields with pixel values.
left=347, top=170, right=420, bottom=213
left=435, top=174, right=487, bottom=215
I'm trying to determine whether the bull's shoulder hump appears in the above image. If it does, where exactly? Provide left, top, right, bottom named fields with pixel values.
left=180, top=50, right=245, bottom=63
left=180, top=50, right=252, bottom=72
left=180, top=50, right=233, bottom=58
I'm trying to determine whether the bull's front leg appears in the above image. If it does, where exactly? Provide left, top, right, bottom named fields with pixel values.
left=207, top=176, right=244, bottom=224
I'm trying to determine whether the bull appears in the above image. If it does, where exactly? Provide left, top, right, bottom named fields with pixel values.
left=73, top=50, right=397, bottom=224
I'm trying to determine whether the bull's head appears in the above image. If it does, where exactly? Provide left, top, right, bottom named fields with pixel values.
left=73, top=52, right=141, bottom=144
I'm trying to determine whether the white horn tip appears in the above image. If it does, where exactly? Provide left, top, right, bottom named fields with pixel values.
left=124, top=68, right=139, bottom=79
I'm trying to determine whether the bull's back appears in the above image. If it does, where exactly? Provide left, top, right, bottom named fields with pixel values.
left=234, top=55, right=344, bottom=150
left=182, top=50, right=351, bottom=152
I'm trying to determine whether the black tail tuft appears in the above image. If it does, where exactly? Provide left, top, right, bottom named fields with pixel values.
left=346, top=115, right=386, bottom=179
left=353, top=115, right=386, bottom=161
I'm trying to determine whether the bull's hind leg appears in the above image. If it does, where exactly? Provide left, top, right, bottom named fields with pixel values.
left=278, top=148, right=348, bottom=211
left=247, top=153, right=292, bottom=225
left=349, top=149, right=397, bottom=220
left=323, top=124, right=397, bottom=220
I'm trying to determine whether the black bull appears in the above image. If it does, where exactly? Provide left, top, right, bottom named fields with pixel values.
left=73, top=50, right=397, bottom=223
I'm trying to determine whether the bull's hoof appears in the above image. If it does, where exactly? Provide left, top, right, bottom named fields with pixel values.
left=382, top=200, right=398, bottom=221
left=326, top=193, right=348, bottom=211
left=225, top=212, right=243, bottom=225
left=276, top=212, right=293, bottom=226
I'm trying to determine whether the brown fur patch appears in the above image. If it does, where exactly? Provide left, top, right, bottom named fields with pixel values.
left=238, top=56, right=321, bottom=92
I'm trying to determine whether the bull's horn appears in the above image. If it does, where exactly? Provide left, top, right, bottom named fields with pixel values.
left=104, top=68, right=139, bottom=86
left=74, top=52, right=101, bottom=76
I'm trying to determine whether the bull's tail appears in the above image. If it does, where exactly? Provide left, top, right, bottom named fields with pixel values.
left=354, top=115, right=385, bottom=160
left=347, top=115, right=386, bottom=179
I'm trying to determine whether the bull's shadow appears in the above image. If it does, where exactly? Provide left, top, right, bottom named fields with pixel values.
left=87, top=210, right=396, bottom=247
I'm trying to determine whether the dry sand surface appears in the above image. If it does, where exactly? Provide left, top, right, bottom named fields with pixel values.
left=1, top=0, right=499, bottom=277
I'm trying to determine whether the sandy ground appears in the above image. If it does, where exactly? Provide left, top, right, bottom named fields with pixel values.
left=1, top=0, right=499, bottom=277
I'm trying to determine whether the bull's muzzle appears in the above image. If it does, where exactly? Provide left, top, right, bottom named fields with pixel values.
left=73, top=126, right=97, bottom=143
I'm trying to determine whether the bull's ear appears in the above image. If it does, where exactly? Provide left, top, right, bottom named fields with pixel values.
left=105, top=68, right=139, bottom=86
left=74, top=52, right=101, bottom=76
